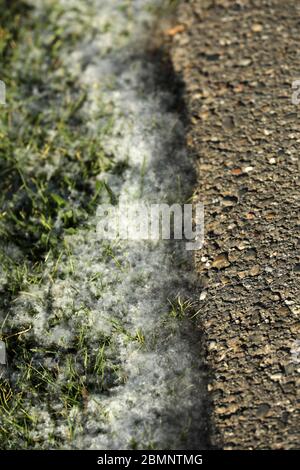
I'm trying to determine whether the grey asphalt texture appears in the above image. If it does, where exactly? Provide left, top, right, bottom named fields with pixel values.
left=169, top=0, right=299, bottom=449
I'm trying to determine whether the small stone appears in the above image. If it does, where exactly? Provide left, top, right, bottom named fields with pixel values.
left=215, top=404, right=239, bottom=415
left=212, top=253, right=231, bottom=269
left=165, top=25, right=185, bottom=36
left=238, top=271, right=247, bottom=279
left=243, top=166, right=254, bottom=173
left=277, top=307, right=290, bottom=317
left=238, top=59, right=252, bottom=67
left=223, top=116, right=235, bottom=130
left=256, top=403, right=270, bottom=418
left=231, top=168, right=242, bottom=175
left=244, top=248, right=257, bottom=260
left=250, top=265, right=261, bottom=276
left=237, top=242, right=249, bottom=250
left=200, top=290, right=207, bottom=301
left=233, top=84, right=244, bottom=93
left=266, top=212, right=276, bottom=220
left=222, top=195, right=238, bottom=206
left=252, top=24, right=263, bottom=32
left=294, top=263, right=300, bottom=272
left=268, top=157, right=276, bottom=164
left=270, top=373, right=282, bottom=382
left=208, top=341, right=217, bottom=351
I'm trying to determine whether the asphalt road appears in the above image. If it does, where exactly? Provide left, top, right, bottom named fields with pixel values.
left=169, top=0, right=299, bottom=449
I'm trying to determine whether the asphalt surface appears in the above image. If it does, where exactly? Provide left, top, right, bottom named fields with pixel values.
left=169, top=0, right=299, bottom=449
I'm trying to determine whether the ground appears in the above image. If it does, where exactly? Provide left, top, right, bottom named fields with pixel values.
left=0, top=0, right=208, bottom=450
left=170, top=0, right=299, bottom=449
left=1, top=0, right=299, bottom=451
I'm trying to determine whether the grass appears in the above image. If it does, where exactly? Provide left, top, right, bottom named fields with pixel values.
left=168, top=295, right=199, bottom=320
left=0, top=3, right=114, bottom=261
left=0, top=0, right=122, bottom=448
left=0, top=320, right=123, bottom=449
left=0, top=0, right=195, bottom=450
left=0, top=0, right=113, bottom=315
